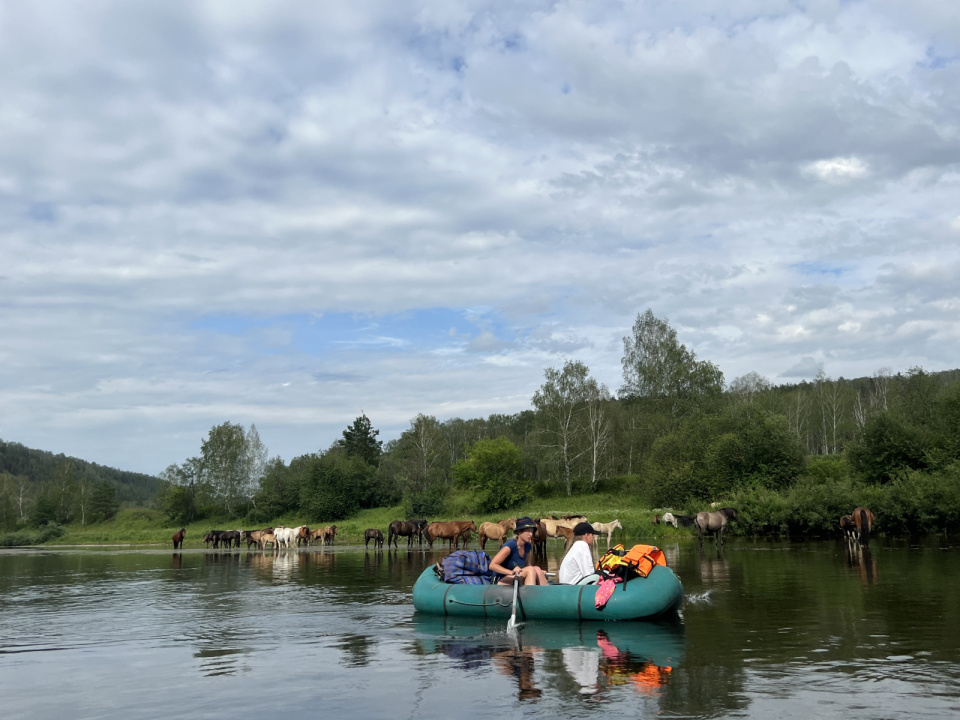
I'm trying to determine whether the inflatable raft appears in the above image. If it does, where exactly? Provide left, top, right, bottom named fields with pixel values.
left=412, top=564, right=683, bottom=621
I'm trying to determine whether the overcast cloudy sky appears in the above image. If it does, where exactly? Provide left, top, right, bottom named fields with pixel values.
left=2, top=0, right=958, bottom=475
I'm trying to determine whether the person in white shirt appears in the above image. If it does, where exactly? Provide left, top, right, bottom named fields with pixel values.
left=558, top=521, right=602, bottom=585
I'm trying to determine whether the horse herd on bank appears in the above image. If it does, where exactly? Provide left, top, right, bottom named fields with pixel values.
left=170, top=505, right=877, bottom=551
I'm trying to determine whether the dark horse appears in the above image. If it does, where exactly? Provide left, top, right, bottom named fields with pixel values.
left=388, top=520, right=425, bottom=549
left=364, top=528, right=384, bottom=549
left=852, top=507, right=875, bottom=545
left=695, top=508, right=738, bottom=547
left=172, top=528, right=185, bottom=549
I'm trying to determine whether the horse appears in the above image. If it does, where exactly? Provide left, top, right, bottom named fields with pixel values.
left=218, top=530, right=241, bottom=549
left=172, top=528, right=185, bottom=549
left=695, top=508, right=738, bottom=547
left=296, top=526, right=312, bottom=547
left=387, top=520, right=422, bottom=549
left=319, top=525, right=338, bottom=546
left=591, top=520, right=622, bottom=547
left=839, top=515, right=857, bottom=542
left=539, top=516, right=586, bottom=540
left=274, top=526, right=299, bottom=550
left=662, top=512, right=695, bottom=529
left=242, top=528, right=273, bottom=549
left=259, top=532, right=277, bottom=551
left=364, top=528, right=384, bottom=549
left=532, top=520, right=547, bottom=556
left=308, top=528, right=326, bottom=545
left=203, top=530, right=227, bottom=548
left=424, top=521, right=476, bottom=550
left=478, top=518, right=515, bottom=550
left=852, top=507, right=875, bottom=545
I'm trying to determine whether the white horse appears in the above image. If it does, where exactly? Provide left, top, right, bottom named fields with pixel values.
left=274, top=526, right=299, bottom=550
left=591, top=520, right=622, bottom=547
left=661, top=512, right=679, bottom=528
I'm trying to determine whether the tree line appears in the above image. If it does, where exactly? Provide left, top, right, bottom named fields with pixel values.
left=157, top=308, right=960, bottom=536
left=0, top=440, right=162, bottom=531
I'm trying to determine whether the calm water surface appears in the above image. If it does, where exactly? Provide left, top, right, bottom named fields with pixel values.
left=1, top=539, right=958, bottom=719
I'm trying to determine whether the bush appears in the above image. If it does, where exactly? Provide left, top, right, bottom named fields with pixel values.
left=452, top=437, right=530, bottom=512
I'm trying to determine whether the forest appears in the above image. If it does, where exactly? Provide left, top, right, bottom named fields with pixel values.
left=4, top=309, right=959, bottom=539
left=153, top=310, right=960, bottom=538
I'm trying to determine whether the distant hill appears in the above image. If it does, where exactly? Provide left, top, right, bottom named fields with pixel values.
left=0, top=439, right=162, bottom=505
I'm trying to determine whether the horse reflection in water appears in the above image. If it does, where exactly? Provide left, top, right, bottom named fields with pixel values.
left=845, top=541, right=878, bottom=585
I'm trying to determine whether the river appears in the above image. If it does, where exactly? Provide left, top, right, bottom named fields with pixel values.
left=1, top=538, right=957, bottom=719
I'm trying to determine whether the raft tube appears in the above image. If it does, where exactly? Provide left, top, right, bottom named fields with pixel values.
left=412, top=565, right=683, bottom=621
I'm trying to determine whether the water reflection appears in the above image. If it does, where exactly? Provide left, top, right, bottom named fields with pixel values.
left=845, top=543, right=878, bottom=585
left=412, top=615, right=684, bottom=704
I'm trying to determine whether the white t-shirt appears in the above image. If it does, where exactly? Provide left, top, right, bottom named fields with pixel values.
left=558, top=539, right=595, bottom=585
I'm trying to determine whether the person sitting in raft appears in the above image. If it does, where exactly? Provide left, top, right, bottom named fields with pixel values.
left=490, top=517, right=549, bottom=586
left=558, top=521, right=602, bottom=585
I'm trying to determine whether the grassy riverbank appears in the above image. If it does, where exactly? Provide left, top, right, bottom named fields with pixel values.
left=29, top=495, right=685, bottom=548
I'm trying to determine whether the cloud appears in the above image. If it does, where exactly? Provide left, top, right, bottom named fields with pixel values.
left=1, top=0, right=959, bottom=472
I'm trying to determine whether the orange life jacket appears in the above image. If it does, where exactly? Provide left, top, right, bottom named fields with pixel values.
left=596, top=543, right=667, bottom=579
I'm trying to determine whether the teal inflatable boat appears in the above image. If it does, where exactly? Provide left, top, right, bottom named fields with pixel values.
left=412, top=564, right=683, bottom=621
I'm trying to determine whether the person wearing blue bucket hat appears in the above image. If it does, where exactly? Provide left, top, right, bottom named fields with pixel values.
left=489, top=516, right=548, bottom=586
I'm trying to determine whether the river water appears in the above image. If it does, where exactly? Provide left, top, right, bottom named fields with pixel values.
left=1, top=538, right=957, bottom=719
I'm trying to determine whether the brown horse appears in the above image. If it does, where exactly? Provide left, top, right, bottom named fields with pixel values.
left=695, top=508, right=738, bottom=547
left=532, top=520, right=547, bottom=556
left=839, top=515, right=857, bottom=542
left=364, top=528, right=384, bottom=549
left=852, top=507, right=875, bottom=545
left=296, top=526, right=312, bottom=547
left=172, top=528, right=185, bottom=549
left=425, top=521, right=476, bottom=550
left=242, top=528, right=273, bottom=549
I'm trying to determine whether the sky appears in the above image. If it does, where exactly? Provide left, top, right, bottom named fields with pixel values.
left=2, top=0, right=959, bottom=475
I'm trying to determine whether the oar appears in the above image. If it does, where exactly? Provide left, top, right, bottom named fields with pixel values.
left=506, top=574, right=520, bottom=632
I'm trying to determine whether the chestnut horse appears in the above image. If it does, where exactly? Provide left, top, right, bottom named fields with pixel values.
left=852, top=507, right=875, bottom=545
left=172, top=528, right=185, bottom=549
left=425, top=521, right=476, bottom=550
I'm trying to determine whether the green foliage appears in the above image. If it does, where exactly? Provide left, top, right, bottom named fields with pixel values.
left=402, top=483, right=446, bottom=518
left=0, top=439, right=161, bottom=504
left=28, top=493, right=58, bottom=527
left=847, top=412, right=931, bottom=483
left=159, top=484, right=197, bottom=525
left=89, top=482, right=119, bottom=522
left=620, top=308, right=724, bottom=416
left=648, top=404, right=805, bottom=506
left=339, top=414, right=383, bottom=466
left=299, top=453, right=376, bottom=521
left=0, top=521, right=64, bottom=547
left=452, top=437, right=530, bottom=512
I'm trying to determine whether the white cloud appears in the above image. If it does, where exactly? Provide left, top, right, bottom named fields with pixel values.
left=803, top=157, right=871, bottom=183
left=1, top=0, right=959, bottom=472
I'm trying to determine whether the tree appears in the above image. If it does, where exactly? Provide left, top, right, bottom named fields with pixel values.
left=532, top=360, right=599, bottom=495
left=452, top=437, right=529, bottom=511
left=620, top=309, right=724, bottom=416
left=340, top=414, right=383, bottom=466
left=729, top=372, right=772, bottom=403
left=89, top=482, right=119, bottom=522
left=583, top=382, right=614, bottom=490
left=300, top=453, right=375, bottom=521
left=200, top=422, right=250, bottom=517
left=245, top=424, right=269, bottom=502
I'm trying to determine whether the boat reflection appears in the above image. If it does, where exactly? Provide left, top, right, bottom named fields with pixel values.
left=412, top=615, right=684, bottom=701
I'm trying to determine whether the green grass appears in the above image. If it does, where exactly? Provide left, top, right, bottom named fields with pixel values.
left=33, top=494, right=696, bottom=548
